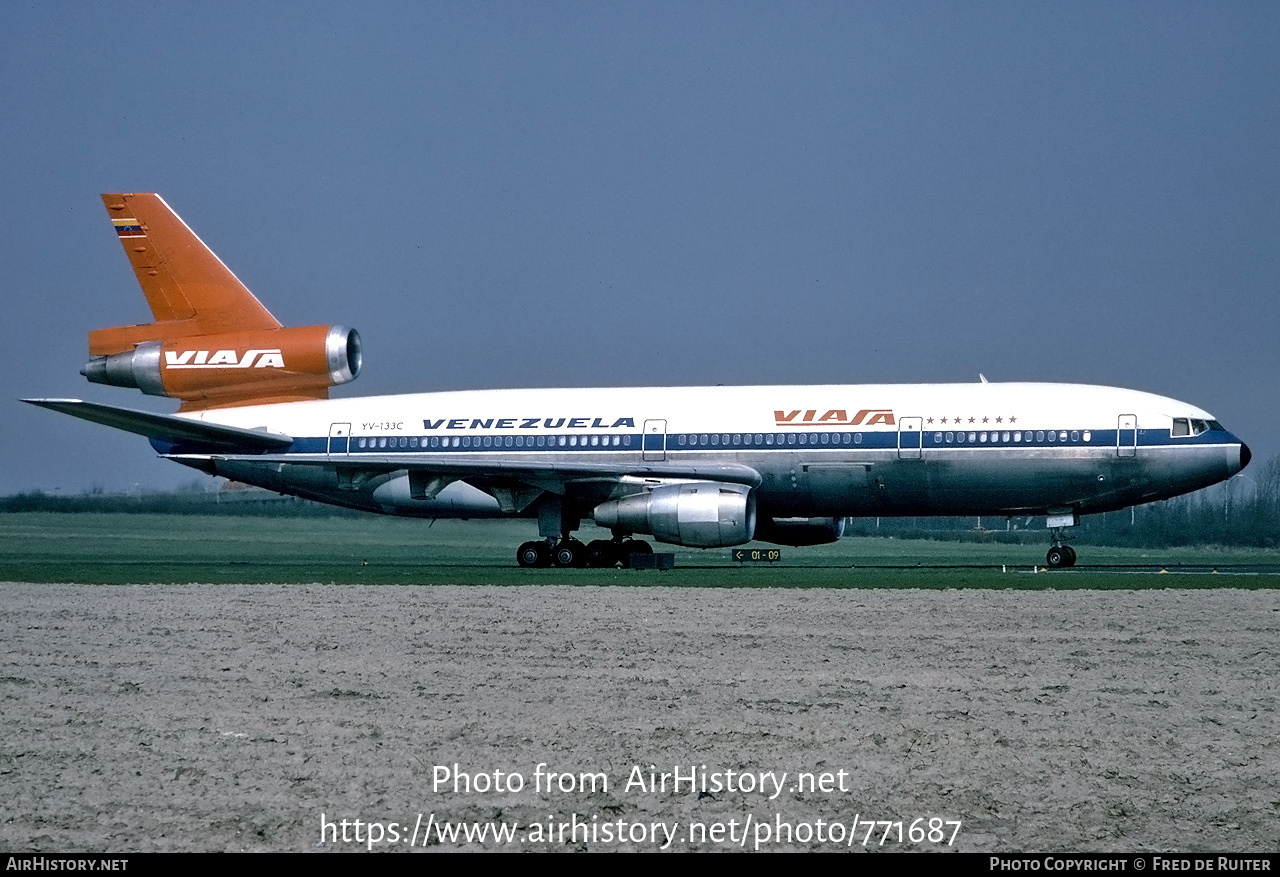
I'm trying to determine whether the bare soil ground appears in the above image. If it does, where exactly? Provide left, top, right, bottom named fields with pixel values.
left=1, top=584, right=1277, bottom=852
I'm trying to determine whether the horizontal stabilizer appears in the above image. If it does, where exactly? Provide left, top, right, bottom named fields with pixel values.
left=23, top=399, right=293, bottom=452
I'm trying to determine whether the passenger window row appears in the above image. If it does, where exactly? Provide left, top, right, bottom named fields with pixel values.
left=351, top=429, right=1110, bottom=451
left=356, top=434, right=634, bottom=450
left=677, top=432, right=863, bottom=447
left=934, top=429, right=1091, bottom=445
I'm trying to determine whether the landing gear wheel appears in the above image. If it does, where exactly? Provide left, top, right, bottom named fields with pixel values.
left=1046, top=546, right=1069, bottom=569
left=586, top=539, right=620, bottom=568
left=517, top=541, right=550, bottom=568
left=553, top=538, right=588, bottom=568
left=1061, top=545, right=1076, bottom=567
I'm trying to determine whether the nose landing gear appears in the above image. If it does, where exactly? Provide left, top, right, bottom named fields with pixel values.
left=1045, top=544, right=1076, bottom=568
left=1045, top=528, right=1077, bottom=568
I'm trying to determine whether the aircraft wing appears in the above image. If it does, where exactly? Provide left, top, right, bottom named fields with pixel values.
left=162, top=450, right=763, bottom=488
left=23, top=399, right=294, bottom=452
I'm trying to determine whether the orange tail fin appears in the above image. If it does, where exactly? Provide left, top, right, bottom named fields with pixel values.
left=84, top=194, right=360, bottom=410
left=91, top=194, right=282, bottom=356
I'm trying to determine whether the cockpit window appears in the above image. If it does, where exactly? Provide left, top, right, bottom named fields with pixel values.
left=1173, top=418, right=1220, bottom=436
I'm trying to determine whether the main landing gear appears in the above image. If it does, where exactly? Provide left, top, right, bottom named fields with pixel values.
left=516, top=536, right=653, bottom=568
left=519, top=497, right=652, bottom=568
left=1045, top=528, right=1077, bottom=569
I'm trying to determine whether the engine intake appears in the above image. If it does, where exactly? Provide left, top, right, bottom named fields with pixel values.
left=592, top=481, right=756, bottom=548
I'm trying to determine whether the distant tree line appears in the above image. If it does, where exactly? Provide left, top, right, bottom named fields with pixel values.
left=4, top=456, right=1279, bottom=547
left=0, top=484, right=362, bottom=517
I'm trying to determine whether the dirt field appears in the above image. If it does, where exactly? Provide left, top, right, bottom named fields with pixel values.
left=1, top=583, right=1277, bottom=852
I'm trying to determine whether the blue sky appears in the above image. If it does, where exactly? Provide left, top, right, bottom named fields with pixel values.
left=3, top=2, right=1277, bottom=494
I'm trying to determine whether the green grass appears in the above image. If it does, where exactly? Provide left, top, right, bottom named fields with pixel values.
left=0, top=513, right=1276, bottom=588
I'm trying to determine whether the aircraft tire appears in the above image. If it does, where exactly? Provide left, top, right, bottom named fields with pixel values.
left=517, top=541, right=550, bottom=568
left=623, top=539, right=652, bottom=554
left=1046, top=546, right=1069, bottom=569
left=553, top=539, right=588, bottom=568
left=1062, top=545, right=1077, bottom=566
left=621, top=539, right=652, bottom=567
left=586, top=540, right=620, bottom=568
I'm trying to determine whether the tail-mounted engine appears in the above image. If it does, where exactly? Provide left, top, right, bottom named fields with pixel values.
left=592, top=481, right=756, bottom=548
left=83, top=325, right=361, bottom=408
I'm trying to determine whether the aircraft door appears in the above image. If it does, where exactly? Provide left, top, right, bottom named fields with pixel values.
left=898, top=416, right=923, bottom=459
left=643, top=419, right=667, bottom=462
left=328, top=422, right=351, bottom=457
left=1117, top=414, right=1137, bottom=457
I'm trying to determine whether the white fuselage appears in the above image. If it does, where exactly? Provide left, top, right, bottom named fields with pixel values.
left=177, top=381, right=1246, bottom=528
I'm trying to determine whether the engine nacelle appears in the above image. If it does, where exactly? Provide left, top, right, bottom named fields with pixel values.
left=592, top=482, right=756, bottom=548
left=83, top=325, right=361, bottom=406
left=754, top=516, right=848, bottom=546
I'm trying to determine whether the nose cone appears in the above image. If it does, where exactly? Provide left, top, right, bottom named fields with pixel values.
left=1239, top=442, right=1252, bottom=472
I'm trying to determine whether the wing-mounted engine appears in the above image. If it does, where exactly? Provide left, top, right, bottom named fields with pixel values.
left=83, top=324, right=361, bottom=408
left=592, top=481, right=756, bottom=548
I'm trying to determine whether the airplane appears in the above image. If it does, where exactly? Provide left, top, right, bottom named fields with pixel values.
left=25, top=193, right=1251, bottom=569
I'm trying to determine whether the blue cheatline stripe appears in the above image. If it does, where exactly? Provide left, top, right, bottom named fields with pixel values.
left=242, top=426, right=1238, bottom=457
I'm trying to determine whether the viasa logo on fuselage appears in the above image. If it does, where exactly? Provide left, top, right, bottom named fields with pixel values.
left=164, top=349, right=285, bottom=369
left=774, top=408, right=896, bottom=426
